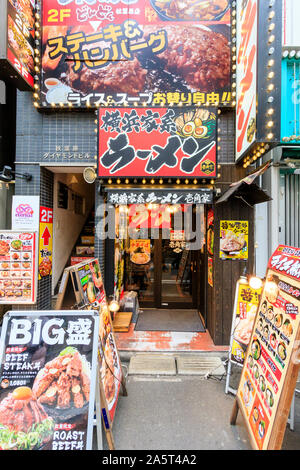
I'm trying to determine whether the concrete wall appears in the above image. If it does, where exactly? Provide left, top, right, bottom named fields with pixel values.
left=0, top=184, right=13, bottom=229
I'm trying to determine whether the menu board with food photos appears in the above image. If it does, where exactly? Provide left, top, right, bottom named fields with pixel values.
left=231, top=245, right=300, bottom=450
left=0, top=231, right=37, bottom=304
left=225, top=279, right=261, bottom=395
left=69, top=258, right=126, bottom=437
left=74, top=258, right=106, bottom=308
left=230, top=281, right=262, bottom=366
left=0, top=310, right=100, bottom=450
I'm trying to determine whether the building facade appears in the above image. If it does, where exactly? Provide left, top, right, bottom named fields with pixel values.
left=2, top=0, right=294, bottom=348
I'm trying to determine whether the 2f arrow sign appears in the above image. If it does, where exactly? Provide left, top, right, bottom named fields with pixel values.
left=42, top=226, right=51, bottom=246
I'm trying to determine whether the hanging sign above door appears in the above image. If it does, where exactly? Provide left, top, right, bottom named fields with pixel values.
left=106, top=188, right=213, bottom=205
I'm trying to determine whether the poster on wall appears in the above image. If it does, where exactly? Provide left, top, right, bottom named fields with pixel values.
left=0, top=0, right=35, bottom=90
left=208, top=257, right=213, bottom=287
left=40, top=0, right=231, bottom=108
left=38, top=206, right=53, bottom=279
left=114, top=239, right=124, bottom=302
left=207, top=208, right=214, bottom=256
left=98, top=107, right=217, bottom=179
left=129, top=239, right=151, bottom=265
left=219, top=220, right=248, bottom=260
left=0, top=310, right=99, bottom=450
left=0, top=231, right=37, bottom=304
left=235, top=0, right=258, bottom=162
left=12, top=196, right=40, bottom=231
left=232, top=245, right=300, bottom=450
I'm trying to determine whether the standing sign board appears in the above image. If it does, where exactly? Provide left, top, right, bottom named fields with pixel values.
left=225, top=279, right=261, bottom=395
left=70, top=259, right=125, bottom=423
left=231, top=246, right=300, bottom=450
left=55, top=258, right=127, bottom=449
left=0, top=231, right=38, bottom=304
left=0, top=310, right=100, bottom=450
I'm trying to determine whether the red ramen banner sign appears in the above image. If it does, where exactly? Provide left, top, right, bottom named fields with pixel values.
left=98, top=106, right=217, bottom=179
left=231, top=245, right=300, bottom=450
left=39, top=0, right=231, bottom=108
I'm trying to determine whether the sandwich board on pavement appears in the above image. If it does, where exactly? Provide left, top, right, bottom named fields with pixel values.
left=231, top=245, right=300, bottom=450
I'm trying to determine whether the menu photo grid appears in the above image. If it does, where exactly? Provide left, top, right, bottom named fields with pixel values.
left=0, top=231, right=37, bottom=304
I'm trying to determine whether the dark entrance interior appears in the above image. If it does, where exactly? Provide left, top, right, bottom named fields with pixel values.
left=127, top=235, right=196, bottom=309
left=124, top=204, right=207, bottom=325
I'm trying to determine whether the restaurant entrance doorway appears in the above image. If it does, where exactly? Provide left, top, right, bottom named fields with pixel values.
left=128, top=235, right=195, bottom=309
left=124, top=204, right=206, bottom=314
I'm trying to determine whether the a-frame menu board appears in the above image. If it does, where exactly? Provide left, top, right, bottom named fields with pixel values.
left=231, top=245, right=300, bottom=450
left=55, top=258, right=127, bottom=450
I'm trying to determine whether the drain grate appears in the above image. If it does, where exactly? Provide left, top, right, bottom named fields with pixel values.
left=128, top=354, right=177, bottom=376
left=176, top=355, right=225, bottom=376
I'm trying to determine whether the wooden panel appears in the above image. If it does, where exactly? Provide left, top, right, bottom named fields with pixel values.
left=113, top=311, right=133, bottom=332
left=206, top=164, right=255, bottom=345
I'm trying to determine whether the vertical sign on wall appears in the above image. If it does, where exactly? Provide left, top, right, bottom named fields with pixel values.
left=235, top=0, right=258, bottom=162
left=38, top=206, right=53, bottom=279
left=0, top=0, right=35, bottom=90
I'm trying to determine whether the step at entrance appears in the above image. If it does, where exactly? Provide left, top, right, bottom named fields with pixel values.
left=128, top=354, right=176, bottom=376
left=176, top=355, right=225, bottom=376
